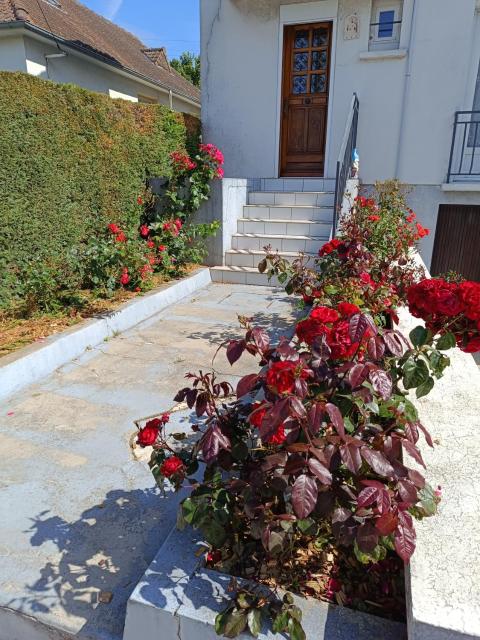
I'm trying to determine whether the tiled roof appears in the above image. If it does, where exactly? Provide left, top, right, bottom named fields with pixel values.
left=0, top=0, right=200, bottom=103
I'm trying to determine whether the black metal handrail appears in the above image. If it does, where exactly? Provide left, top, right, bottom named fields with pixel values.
left=333, top=93, right=359, bottom=233
left=447, top=110, right=480, bottom=182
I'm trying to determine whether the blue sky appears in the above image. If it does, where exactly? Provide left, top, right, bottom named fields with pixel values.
left=81, top=0, right=200, bottom=60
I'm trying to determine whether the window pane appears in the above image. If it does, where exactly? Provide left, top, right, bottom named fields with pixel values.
left=378, top=10, right=395, bottom=38
left=311, top=74, right=326, bottom=93
left=293, top=76, right=307, bottom=94
left=294, top=30, right=309, bottom=49
left=293, top=53, right=309, bottom=72
left=312, top=28, right=328, bottom=47
left=311, top=50, right=327, bottom=71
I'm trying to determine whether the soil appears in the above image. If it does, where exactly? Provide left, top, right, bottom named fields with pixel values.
left=0, top=266, right=201, bottom=358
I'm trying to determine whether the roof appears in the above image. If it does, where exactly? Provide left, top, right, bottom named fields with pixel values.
left=0, top=0, right=200, bottom=103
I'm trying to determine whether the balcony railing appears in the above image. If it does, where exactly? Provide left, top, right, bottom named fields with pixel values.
left=447, top=111, right=480, bottom=182
left=333, top=93, right=359, bottom=233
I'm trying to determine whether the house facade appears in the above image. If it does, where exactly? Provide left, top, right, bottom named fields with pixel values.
left=0, top=0, right=200, bottom=115
left=200, top=0, right=480, bottom=283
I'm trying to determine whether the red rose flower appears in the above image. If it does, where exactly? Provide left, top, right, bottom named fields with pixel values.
left=265, top=361, right=308, bottom=395
left=459, top=281, right=480, bottom=321
left=463, top=336, right=480, bottom=353
left=415, top=223, right=430, bottom=239
left=268, top=425, right=286, bottom=445
left=248, top=402, right=267, bottom=428
left=337, top=302, right=361, bottom=318
left=137, top=423, right=159, bottom=447
left=146, top=240, right=155, bottom=249
left=137, top=196, right=144, bottom=205
left=310, top=306, right=340, bottom=323
left=368, top=214, right=381, bottom=222
left=140, top=225, right=150, bottom=238
left=158, top=245, right=167, bottom=252
left=359, top=272, right=375, bottom=288
left=160, top=456, right=184, bottom=478
left=108, top=223, right=120, bottom=234
left=119, top=269, right=130, bottom=286
left=327, top=319, right=359, bottom=360
left=115, top=232, right=127, bottom=243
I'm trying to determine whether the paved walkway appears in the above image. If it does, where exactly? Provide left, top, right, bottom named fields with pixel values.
left=0, top=284, right=296, bottom=640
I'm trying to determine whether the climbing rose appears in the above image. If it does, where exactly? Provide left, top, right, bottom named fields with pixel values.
left=248, top=402, right=267, bottom=428
left=319, top=238, right=346, bottom=257
left=296, top=306, right=339, bottom=345
left=415, top=223, right=430, bottom=239
left=158, top=245, right=167, bottom=252
left=268, top=425, right=286, bottom=445
left=140, top=225, right=150, bottom=238
left=120, top=269, right=130, bottom=286
left=160, top=456, right=184, bottom=478
left=368, top=214, right=381, bottom=222
left=108, top=223, right=120, bottom=234
left=137, top=196, right=144, bottom=205
left=459, top=281, right=480, bottom=321
left=115, top=232, right=127, bottom=243
left=137, top=422, right=159, bottom=447
left=337, top=302, right=361, bottom=318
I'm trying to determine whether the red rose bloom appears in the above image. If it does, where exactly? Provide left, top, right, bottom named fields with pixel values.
left=368, top=214, right=381, bottom=222
left=108, top=223, right=120, bottom=234
left=146, top=240, right=155, bottom=249
left=463, top=336, right=480, bottom=353
left=140, top=225, right=150, bottom=238
left=415, top=223, right=430, bottom=239
left=249, top=402, right=267, bottom=428
left=137, top=196, right=144, bottom=205
left=266, top=361, right=307, bottom=395
left=310, top=306, right=340, bottom=323
left=268, top=425, right=286, bottom=445
left=459, top=281, right=480, bottom=321
left=160, top=456, right=184, bottom=478
left=120, top=269, right=130, bottom=286
left=337, top=302, right=361, bottom=318
left=137, top=423, right=159, bottom=447
left=158, top=245, right=167, bottom=252
left=327, top=319, right=359, bottom=360
left=115, top=232, right=127, bottom=243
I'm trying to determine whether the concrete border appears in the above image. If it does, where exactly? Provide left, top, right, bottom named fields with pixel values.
left=0, top=268, right=212, bottom=402
left=123, top=526, right=406, bottom=640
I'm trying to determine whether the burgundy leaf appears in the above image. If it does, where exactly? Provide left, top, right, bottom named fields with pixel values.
left=360, top=479, right=387, bottom=490
left=308, top=403, right=325, bottom=434
left=284, top=454, right=306, bottom=476
left=357, top=486, right=378, bottom=508
left=394, top=514, right=416, bottom=562
left=408, top=468, right=426, bottom=489
left=226, top=339, right=246, bottom=365
left=291, top=474, right=318, bottom=519
left=349, top=313, right=377, bottom=343
left=308, top=458, right=332, bottom=486
left=290, top=396, right=307, bottom=419
left=383, top=331, right=405, bottom=357
left=252, top=327, right=270, bottom=352
left=259, top=397, right=290, bottom=442
left=312, top=334, right=332, bottom=360
left=195, top=391, right=209, bottom=417
left=356, top=523, right=379, bottom=552
left=368, top=368, right=393, bottom=400
left=236, top=374, right=259, bottom=399
left=397, top=479, right=418, bottom=504
left=348, top=364, right=369, bottom=389
left=332, top=507, right=352, bottom=524
left=326, top=403, right=346, bottom=440
left=375, top=511, right=398, bottom=536
left=405, top=422, right=419, bottom=444
left=377, top=488, right=391, bottom=514
left=402, top=440, right=426, bottom=468
left=186, top=388, right=198, bottom=409
left=200, top=424, right=231, bottom=463
left=367, top=335, right=386, bottom=361
left=262, top=452, right=287, bottom=471
left=310, top=446, right=329, bottom=467
left=416, top=421, right=434, bottom=448
left=340, top=443, right=362, bottom=473
left=361, top=447, right=395, bottom=478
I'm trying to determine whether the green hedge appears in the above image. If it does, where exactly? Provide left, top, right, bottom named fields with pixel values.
left=0, top=71, right=200, bottom=309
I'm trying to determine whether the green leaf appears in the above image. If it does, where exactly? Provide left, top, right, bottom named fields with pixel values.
left=436, top=332, right=456, bottom=351
left=410, top=326, right=429, bottom=348
left=223, top=610, right=248, bottom=638
left=247, top=609, right=262, bottom=637
left=416, top=376, right=434, bottom=399
left=287, top=616, right=306, bottom=640
left=272, top=610, right=289, bottom=633
left=402, top=358, right=430, bottom=389
left=297, top=518, right=317, bottom=535
left=419, top=484, right=437, bottom=516
left=203, top=520, right=227, bottom=547
left=215, top=608, right=232, bottom=635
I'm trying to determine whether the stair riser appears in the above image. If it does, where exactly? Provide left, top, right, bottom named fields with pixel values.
left=259, top=178, right=336, bottom=192
left=243, top=206, right=333, bottom=222
left=226, top=252, right=315, bottom=268
left=211, top=268, right=279, bottom=287
left=232, top=235, right=325, bottom=253
left=238, top=219, right=330, bottom=236
left=249, top=192, right=335, bottom=207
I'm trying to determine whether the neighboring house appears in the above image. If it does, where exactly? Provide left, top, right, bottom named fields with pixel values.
left=0, top=0, right=200, bottom=115
left=200, top=0, right=480, bottom=284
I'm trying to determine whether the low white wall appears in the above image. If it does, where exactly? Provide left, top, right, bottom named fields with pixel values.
left=0, top=33, right=26, bottom=71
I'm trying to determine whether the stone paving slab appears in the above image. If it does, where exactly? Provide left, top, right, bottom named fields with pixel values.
left=0, top=284, right=296, bottom=640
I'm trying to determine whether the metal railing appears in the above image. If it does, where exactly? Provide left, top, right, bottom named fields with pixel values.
left=333, top=93, right=359, bottom=232
left=447, top=110, right=480, bottom=182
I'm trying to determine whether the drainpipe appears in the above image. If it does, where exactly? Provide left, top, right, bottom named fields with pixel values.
left=169, top=89, right=173, bottom=110
left=395, top=0, right=418, bottom=178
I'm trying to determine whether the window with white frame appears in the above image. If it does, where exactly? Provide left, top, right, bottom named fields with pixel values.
left=369, top=0, right=403, bottom=51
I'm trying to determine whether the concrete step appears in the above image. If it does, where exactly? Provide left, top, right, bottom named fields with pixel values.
left=259, top=178, right=336, bottom=192
left=231, top=232, right=328, bottom=253
left=237, top=218, right=331, bottom=237
left=248, top=191, right=335, bottom=206
left=210, top=265, right=280, bottom=286
left=243, top=204, right=334, bottom=222
left=225, top=249, right=317, bottom=269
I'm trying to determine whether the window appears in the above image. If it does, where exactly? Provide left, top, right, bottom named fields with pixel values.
left=369, top=1, right=403, bottom=51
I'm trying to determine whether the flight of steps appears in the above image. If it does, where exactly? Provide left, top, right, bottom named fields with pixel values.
left=210, top=178, right=336, bottom=285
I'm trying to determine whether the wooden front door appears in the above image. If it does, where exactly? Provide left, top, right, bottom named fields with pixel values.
left=431, top=205, right=480, bottom=281
left=280, top=22, right=332, bottom=177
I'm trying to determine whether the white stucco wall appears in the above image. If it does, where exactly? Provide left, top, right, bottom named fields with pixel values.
left=201, top=0, right=478, bottom=184
left=0, top=32, right=200, bottom=116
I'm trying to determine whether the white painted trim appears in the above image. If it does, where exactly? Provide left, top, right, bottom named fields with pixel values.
left=359, top=47, right=407, bottom=61
left=441, top=181, right=480, bottom=191
left=275, top=1, right=339, bottom=179
left=0, top=268, right=212, bottom=402
left=463, top=11, right=480, bottom=111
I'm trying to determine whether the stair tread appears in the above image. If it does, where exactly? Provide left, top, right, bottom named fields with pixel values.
left=250, top=190, right=335, bottom=195
left=226, top=249, right=317, bottom=255
left=212, top=266, right=266, bottom=273
left=240, top=217, right=330, bottom=224
left=233, top=232, right=328, bottom=239
left=245, top=203, right=333, bottom=209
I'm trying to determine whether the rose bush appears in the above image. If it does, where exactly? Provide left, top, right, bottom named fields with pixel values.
left=136, top=181, right=479, bottom=639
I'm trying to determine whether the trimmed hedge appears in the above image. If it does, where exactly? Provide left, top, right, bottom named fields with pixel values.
left=0, top=71, right=200, bottom=309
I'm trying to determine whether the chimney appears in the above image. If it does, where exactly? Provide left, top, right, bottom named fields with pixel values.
left=142, top=47, right=170, bottom=71
left=14, top=5, right=31, bottom=21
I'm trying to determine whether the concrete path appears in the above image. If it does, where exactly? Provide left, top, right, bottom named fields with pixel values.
left=0, top=284, right=297, bottom=640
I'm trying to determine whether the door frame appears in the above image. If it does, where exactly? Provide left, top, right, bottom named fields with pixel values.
left=274, top=2, right=338, bottom=179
